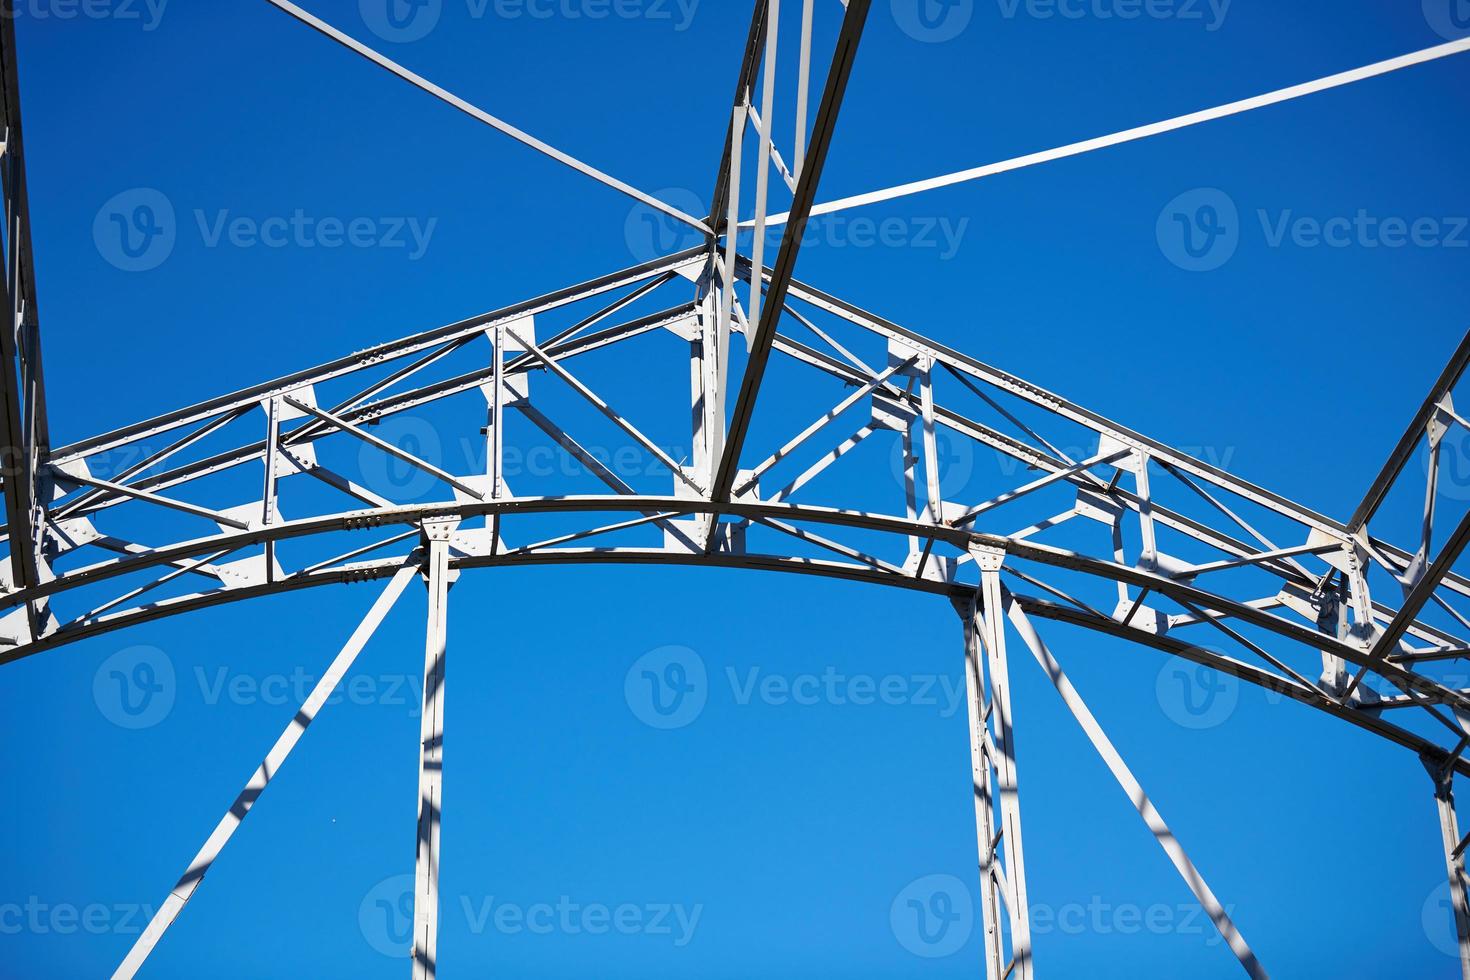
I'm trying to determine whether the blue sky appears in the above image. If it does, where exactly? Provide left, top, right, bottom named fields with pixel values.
left=4, top=0, right=1470, bottom=977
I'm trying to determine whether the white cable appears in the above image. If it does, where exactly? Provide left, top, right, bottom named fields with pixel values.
left=750, top=36, right=1470, bottom=228
left=263, top=0, right=711, bottom=234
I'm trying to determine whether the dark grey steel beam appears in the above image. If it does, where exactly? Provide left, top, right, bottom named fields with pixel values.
left=707, top=0, right=769, bottom=232
left=1349, top=328, right=1470, bottom=533
left=710, top=0, right=872, bottom=502
left=0, top=3, right=43, bottom=599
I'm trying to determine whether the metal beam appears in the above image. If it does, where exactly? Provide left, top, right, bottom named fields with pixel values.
left=746, top=0, right=781, bottom=331
left=754, top=37, right=1470, bottom=227
left=0, top=0, right=42, bottom=602
left=110, top=564, right=419, bottom=980
left=1430, top=759, right=1470, bottom=980
left=1350, top=329, right=1470, bottom=533
left=412, top=520, right=455, bottom=980
left=261, top=0, right=709, bottom=235
left=1344, top=508, right=1470, bottom=701
left=978, top=563, right=1033, bottom=978
left=0, top=0, right=47, bottom=452
left=710, top=0, right=872, bottom=502
left=52, top=249, right=706, bottom=465
left=957, top=589, right=1006, bottom=980
left=503, top=327, right=703, bottom=494
left=283, top=396, right=487, bottom=502
left=1003, top=585, right=1268, bottom=979
left=707, top=0, right=769, bottom=230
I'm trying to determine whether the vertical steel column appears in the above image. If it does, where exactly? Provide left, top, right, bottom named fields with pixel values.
left=1430, top=757, right=1470, bottom=979
left=746, top=0, right=780, bottom=330
left=0, top=1, right=46, bottom=625
left=954, top=589, right=1005, bottom=980
left=968, top=544, right=1033, bottom=978
left=919, top=359, right=942, bottom=525
left=793, top=0, right=814, bottom=181
left=692, top=286, right=720, bottom=547
left=1315, top=574, right=1349, bottom=696
left=489, top=326, right=505, bottom=554
left=261, top=395, right=281, bottom=582
left=412, top=519, right=455, bottom=980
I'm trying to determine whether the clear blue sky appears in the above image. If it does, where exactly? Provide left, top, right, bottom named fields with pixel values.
left=4, top=1, right=1470, bottom=977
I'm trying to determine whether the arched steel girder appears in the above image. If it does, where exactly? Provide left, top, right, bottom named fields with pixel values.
left=4, top=491, right=1468, bottom=776
left=8, top=239, right=1470, bottom=768
left=0, top=492, right=1459, bottom=676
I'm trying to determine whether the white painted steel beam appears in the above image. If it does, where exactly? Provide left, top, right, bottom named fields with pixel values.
left=412, top=521, right=455, bottom=980
left=111, top=564, right=419, bottom=980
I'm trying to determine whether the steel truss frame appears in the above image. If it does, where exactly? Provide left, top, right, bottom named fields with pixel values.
left=2, top=2, right=1469, bottom=976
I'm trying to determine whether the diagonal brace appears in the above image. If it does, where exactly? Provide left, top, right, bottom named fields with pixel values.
left=110, top=564, right=420, bottom=980
left=1001, top=584, right=1269, bottom=980
left=261, top=0, right=709, bottom=235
